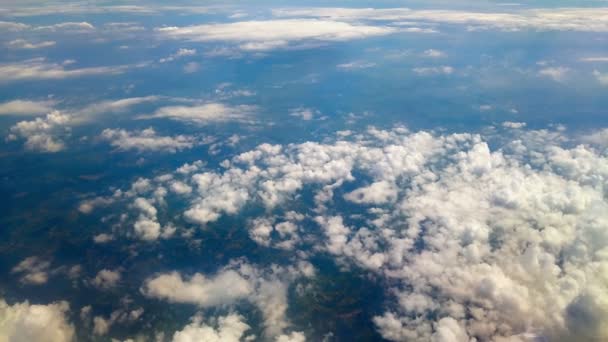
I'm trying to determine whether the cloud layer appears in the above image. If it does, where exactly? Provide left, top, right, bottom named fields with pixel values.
left=87, top=125, right=608, bottom=341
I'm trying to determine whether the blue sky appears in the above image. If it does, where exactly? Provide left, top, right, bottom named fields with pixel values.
left=1, top=1, right=608, bottom=341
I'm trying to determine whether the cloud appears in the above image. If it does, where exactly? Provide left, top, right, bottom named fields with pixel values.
left=593, top=70, right=608, bottom=85
left=76, top=96, right=160, bottom=118
left=502, top=121, right=526, bottom=129
left=143, top=260, right=312, bottom=338
left=7, top=39, right=56, bottom=49
left=84, top=124, right=608, bottom=340
left=140, top=103, right=256, bottom=125
left=101, top=128, right=197, bottom=153
left=0, top=58, right=128, bottom=83
left=172, top=314, right=251, bottom=342
left=539, top=66, right=569, bottom=82
left=337, top=61, right=377, bottom=70
left=412, top=66, right=454, bottom=75
left=11, top=256, right=51, bottom=285
left=273, top=7, right=608, bottom=32
left=0, top=298, right=75, bottom=342
left=289, top=107, right=318, bottom=121
left=92, top=269, right=121, bottom=289
left=156, top=19, right=396, bottom=51
left=0, top=99, right=54, bottom=115
left=141, top=269, right=252, bottom=307
left=580, top=57, right=608, bottom=63
left=7, top=110, right=71, bottom=152
left=0, top=20, right=30, bottom=31
left=34, top=21, right=95, bottom=32
left=422, top=49, right=446, bottom=58
left=159, top=48, right=197, bottom=63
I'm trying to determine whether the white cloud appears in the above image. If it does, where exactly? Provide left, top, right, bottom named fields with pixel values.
left=7, top=39, right=56, bottom=49
left=0, top=58, right=128, bottom=82
left=422, top=49, right=446, bottom=58
left=92, top=269, right=121, bottom=289
left=580, top=57, right=608, bottom=63
left=0, top=21, right=30, bottom=31
left=344, top=180, right=398, bottom=204
left=35, top=21, right=95, bottom=32
left=141, top=269, right=253, bottom=307
left=0, top=298, right=75, bottom=342
left=593, top=70, right=608, bottom=85
left=172, top=314, right=251, bottom=342
left=273, top=7, right=608, bottom=32
left=539, top=66, right=569, bottom=82
left=337, top=61, right=377, bottom=69
left=502, top=121, right=526, bottom=129
left=169, top=180, right=193, bottom=195
left=0, top=99, right=54, bottom=115
left=140, top=103, right=256, bottom=125
left=143, top=260, right=312, bottom=338
left=156, top=19, right=396, bottom=51
left=87, top=123, right=608, bottom=340
left=76, top=96, right=160, bottom=118
left=101, top=128, right=197, bottom=153
left=159, top=48, right=197, bottom=63
left=289, top=107, right=318, bottom=121
left=7, top=110, right=71, bottom=152
left=412, top=66, right=454, bottom=75
left=11, top=256, right=51, bottom=285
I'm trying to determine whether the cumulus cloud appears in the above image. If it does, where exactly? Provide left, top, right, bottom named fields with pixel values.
left=0, top=58, right=128, bottom=83
left=11, top=256, right=51, bottom=285
left=143, top=260, right=312, bottom=338
left=502, top=121, right=526, bottom=129
left=101, top=127, right=197, bottom=153
left=0, top=298, right=75, bottom=342
left=156, top=19, right=396, bottom=51
left=85, top=123, right=608, bottom=340
left=7, top=110, right=71, bottom=152
left=141, top=268, right=252, bottom=307
left=140, top=102, right=256, bottom=125
left=172, top=313, right=251, bottom=342
left=92, top=269, right=121, bottom=289
left=0, top=99, right=54, bottom=115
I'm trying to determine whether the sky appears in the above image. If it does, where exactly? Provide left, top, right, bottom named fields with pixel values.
left=0, top=1, right=608, bottom=341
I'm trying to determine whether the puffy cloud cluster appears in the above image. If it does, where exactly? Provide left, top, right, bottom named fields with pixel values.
left=6, top=110, right=71, bottom=152
left=142, top=259, right=313, bottom=339
left=100, top=128, right=197, bottom=153
left=91, top=269, right=121, bottom=289
left=11, top=256, right=51, bottom=285
left=172, top=313, right=251, bottom=342
left=156, top=19, right=395, bottom=51
left=0, top=298, right=75, bottom=342
left=85, top=125, right=608, bottom=340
